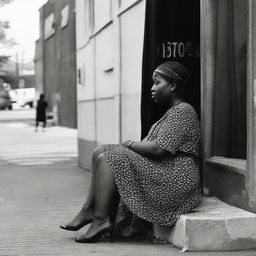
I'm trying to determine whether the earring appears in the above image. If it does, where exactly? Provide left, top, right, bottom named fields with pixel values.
left=171, top=83, right=177, bottom=92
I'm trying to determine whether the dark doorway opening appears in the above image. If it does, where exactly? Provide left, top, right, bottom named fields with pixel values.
left=140, top=0, right=201, bottom=139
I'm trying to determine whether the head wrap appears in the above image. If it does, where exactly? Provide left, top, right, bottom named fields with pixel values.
left=153, top=61, right=191, bottom=86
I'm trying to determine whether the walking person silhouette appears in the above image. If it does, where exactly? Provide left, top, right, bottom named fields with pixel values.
left=35, top=94, right=48, bottom=132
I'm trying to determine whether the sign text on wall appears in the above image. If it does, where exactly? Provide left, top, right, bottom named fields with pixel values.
left=157, top=41, right=198, bottom=59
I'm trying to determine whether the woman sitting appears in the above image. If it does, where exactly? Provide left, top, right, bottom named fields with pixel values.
left=60, top=61, right=202, bottom=243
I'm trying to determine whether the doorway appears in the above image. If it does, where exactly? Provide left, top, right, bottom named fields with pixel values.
left=140, top=0, right=201, bottom=139
left=201, top=0, right=249, bottom=211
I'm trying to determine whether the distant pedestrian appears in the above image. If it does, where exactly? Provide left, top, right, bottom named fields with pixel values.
left=35, top=94, right=48, bottom=132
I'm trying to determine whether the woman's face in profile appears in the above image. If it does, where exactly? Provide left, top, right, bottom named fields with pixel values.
left=151, top=72, right=171, bottom=104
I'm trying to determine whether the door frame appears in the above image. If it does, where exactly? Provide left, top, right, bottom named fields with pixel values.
left=200, top=0, right=256, bottom=212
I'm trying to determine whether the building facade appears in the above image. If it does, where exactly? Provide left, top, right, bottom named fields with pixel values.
left=35, top=38, right=43, bottom=95
left=201, top=0, right=256, bottom=213
left=76, top=0, right=145, bottom=168
left=35, top=0, right=77, bottom=128
left=76, top=0, right=256, bottom=214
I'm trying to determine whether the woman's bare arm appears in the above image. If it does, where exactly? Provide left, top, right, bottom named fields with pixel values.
left=122, top=140, right=171, bottom=160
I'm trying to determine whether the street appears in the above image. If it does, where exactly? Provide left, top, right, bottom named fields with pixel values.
left=0, top=109, right=256, bottom=256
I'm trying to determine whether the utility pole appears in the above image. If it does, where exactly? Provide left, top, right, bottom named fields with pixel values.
left=15, top=52, right=19, bottom=89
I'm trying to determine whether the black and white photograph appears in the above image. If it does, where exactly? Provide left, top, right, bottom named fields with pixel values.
left=0, top=0, right=255, bottom=255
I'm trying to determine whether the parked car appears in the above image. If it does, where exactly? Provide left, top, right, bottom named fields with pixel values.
left=9, top=88, right=35, bottom=108
left=0, top=89, right=12, bottom=110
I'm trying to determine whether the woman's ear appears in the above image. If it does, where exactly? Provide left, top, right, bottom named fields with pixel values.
left=170, top=83, right=177, bottom=92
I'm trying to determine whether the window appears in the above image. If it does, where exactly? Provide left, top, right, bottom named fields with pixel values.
left=44, top=13, right=55, bottom=40
left=61, top=5, right=69, bottom=28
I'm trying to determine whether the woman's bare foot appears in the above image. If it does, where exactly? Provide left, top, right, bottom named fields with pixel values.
left=60, top=205, right=94, bottom=231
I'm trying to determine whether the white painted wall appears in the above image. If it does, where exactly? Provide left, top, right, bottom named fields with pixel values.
left=120, top=0, right=140, bottom=10
left=94, top=0, right=112, bottom=31
left=94, top=23, right=118, bottom=144
left=76, top=0, right=92, bottom=49
left=77, top=41, right=95, bottom=101
left=76, top=0, right=146, bottom=164
left=77, top=101, right=96, bottom=141
left=120, top=0, right=145, bottom=141
left=96, top=98, right=118, bottom=143
left=95, top=25, right=115, bottom=99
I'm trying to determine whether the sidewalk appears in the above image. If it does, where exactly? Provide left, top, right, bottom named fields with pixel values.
left=0, top=122, right=173, bottom=256
left=0, top=121, right=256, bottom=255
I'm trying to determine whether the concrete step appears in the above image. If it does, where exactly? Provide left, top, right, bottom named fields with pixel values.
left=153, top=197, right=256, bottom=252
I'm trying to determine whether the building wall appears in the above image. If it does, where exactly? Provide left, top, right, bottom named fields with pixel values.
left=120, top=3, right=145, bottom=141
left=76, top=0, right=146, bottom=169
left=34, top=39, right=43, bottom=97
left=58, top=0, right=77, bottom=128
left=38, top=0, right=77, bottom=128
left=34, top=7, right=44, bottom=98
left=19, top=75, right=36, bottom=89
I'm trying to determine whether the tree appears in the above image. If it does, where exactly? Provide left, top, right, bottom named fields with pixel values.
left=0, top=0, right=13, bottom=7
left=0, top=0, right=15, bottom=64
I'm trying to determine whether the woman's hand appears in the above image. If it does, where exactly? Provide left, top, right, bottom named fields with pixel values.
left=121, top=140, right=134, bottom=148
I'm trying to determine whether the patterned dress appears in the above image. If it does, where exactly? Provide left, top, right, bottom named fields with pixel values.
left=102, top=102, right=202, bottom=226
